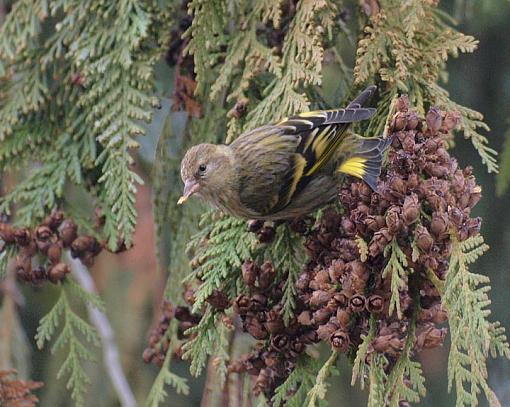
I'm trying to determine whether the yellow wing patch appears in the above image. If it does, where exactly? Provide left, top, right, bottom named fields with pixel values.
left=277, top=117, right=314, bottom=126
left=285, top=154, right=307, bottom=206
left=277, top=109, right=328, bottom=124
left=338, top=156, right=368, bottom=179
left=302, top=127, right=319, bottom=153
left=305, top=125, right=336, bottom=176
left=297, top=110, right=327, bottom=118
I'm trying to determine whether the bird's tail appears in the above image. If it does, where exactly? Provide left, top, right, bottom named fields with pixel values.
left=346, top=85, right=378, bottom=109
left=338, top=136, right=392, bottom=190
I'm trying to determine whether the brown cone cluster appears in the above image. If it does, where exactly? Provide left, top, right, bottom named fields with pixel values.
left=247, top=220, right=278, bottom=244
left=0, top=210, right=110, bottom=285
left=219, top=259, right=319, bottom=397
left=0, top=369, right=43, bottom=407
left=143, top=300, right=201, bottom=368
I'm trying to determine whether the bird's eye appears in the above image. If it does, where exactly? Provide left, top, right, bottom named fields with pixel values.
left=198, top=164, right=207, bottom=174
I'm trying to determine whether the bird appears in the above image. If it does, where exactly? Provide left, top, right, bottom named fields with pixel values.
left=178, top=85, right=390, bottom=220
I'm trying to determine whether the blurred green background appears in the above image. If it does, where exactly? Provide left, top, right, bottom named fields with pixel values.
left=7, top=0, right=510, bottom=406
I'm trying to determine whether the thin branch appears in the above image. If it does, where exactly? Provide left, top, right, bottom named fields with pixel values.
left=0, top=269, right=16, bottom=370
left=0, top=2, right=6, bottom=26
left=68, top=256, right=137, bottom=407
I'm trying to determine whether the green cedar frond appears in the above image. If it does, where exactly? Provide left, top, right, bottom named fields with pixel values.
left=186, top=212, right=257, bottom=313
left=429, top=83, right=498, bottom=174
left=382, top=238, right=409, bottom=319
left=0, top=1, right=171, bottom=247
left=355, top=1, right=478, bottom=88
left=267, top=225, right=305, bottom=324
left=367, top=354, right=388, bottom=407
left=384, top=320, right=426, bottom=405
left=0, top=0, right=45, bottom=64
left=96, top=150, right=144, bottom=248
left=0, top=161, right=67, bottom=226
left=460, top=235, right=490, bottom=264
left=59, top=0, right=167, bottom=248
left=305, top=351, right=339, bottom=407
left=184, top=0, right=228, bottom=96
left=246, top=0, right=339, bottom=128
left=352, top=316, right=377, bottom=389
left=181, top=310, right=215, bottom=377
left=209, top=6, right=281, bottom=103
left=272, top=355, right=323, bottom=407
left=0, top=117, right=96, bottom=226
left=256, top=0, right=285, bottom=27
left=35, top=282, right=100, bottom=406
left=180, top=308, right=230, bottom=378
left=443, top=235, right=510, bottom=406
left=0, top=2, right=49, bottom=139
left=0, top=127, right=95, bottom=226
left=65, top=278, right=106, bottom=312
left=0, top=120, right=53, bottom=171
left=146, top=343, right=190, bottom=407
left=35, top=289, right=67, bottom=350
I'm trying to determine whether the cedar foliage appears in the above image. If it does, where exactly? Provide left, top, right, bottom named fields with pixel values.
left=154, top=0, right=508, bottom=406
left=0, top=0, right=508, bottom=406
left=0, top=1, right=171, bottom=405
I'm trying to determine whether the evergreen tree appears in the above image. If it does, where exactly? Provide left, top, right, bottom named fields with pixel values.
left=0, top=0, right=508, bottom=406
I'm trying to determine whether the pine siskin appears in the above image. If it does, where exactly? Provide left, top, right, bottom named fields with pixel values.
left=179, top=86, right=390, bottom=220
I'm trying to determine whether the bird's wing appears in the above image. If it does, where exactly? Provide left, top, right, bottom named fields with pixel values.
left=269, top=106, right=376, bottom=212
left=231, top=108, right=374, bottom=216
left=277, top=106, right=375, bottom=173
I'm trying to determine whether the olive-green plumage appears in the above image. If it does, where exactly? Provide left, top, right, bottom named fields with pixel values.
left=179, top=85, right=390, bottom=220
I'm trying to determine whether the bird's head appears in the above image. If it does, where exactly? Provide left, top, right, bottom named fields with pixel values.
left=178, top=143, right=234, bottom=205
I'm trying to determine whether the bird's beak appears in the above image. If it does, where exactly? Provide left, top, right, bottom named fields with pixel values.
left=177, top=179, right=201, bottom=205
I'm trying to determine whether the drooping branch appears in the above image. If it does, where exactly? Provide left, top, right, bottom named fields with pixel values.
left=69, top=257, right=136, bottom=407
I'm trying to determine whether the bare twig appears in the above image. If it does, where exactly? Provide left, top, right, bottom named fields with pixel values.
left=69, top=257, right=137, bottom=407
left=0, top=2, right=7, bottom=26
left=0, top=271, right=16, bottom=370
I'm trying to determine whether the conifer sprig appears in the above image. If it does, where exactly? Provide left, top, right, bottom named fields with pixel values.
left=183, top=0, right=227, bottom=96
left=35, top=282, right=102, bottom=406
left=180, top=309, right=225, bottom=377
left=186, top=212, right=258, bottom=313
left=442, top=235, right=510, bottom=406
left=246, top=0, right=338, bottom=128
left=146, top=344, right=190, bottom=407
left=272, top=355, right=324, bottom=407
left=383, top=321, right=426, bottom=405
left=382, top=238, right=409, bottom=319
left=367, top=354, right=388, bottom=407
left=352, top=316, right=376, bottom=389
left=306, top=351, right=339, bottom=407
left=0, top=0, right=170, bottom=246
left=268, top=225, right=305, bottom=324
